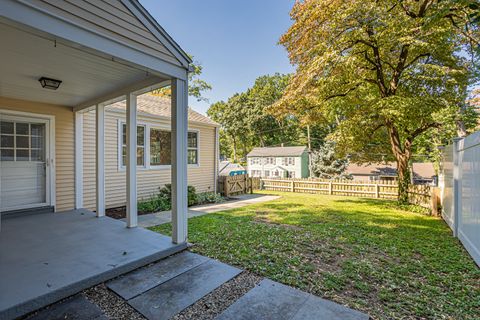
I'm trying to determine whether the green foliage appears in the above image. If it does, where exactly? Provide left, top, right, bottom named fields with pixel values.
left=208, top=73, right=330, bottom=161
left=275, top=0, right=480, bottom=201
left=310, top=141, right=351, bottom=179
left=150, top=191, right=480, bottom=319
left=137, top=184, right=200, bottom=213
left=138, top=193, right=171, bottom=213
left=196, top=192, right=225, bottom=205
left=151, top=56, right=211, bottom=102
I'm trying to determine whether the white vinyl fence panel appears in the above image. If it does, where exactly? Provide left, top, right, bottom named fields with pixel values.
left=457, top=132, right=480, bottom=266
left=441, top=144, right=455, bottom=229
left=441, top=132, right=480, bottom=266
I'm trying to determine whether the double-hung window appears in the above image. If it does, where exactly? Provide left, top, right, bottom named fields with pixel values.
left=150, top=128, right=171, bottom=166
left=120, top=121, right=199, bottom=169
left=187, top=132, right=199, bottom=165
left=121, top=124, right=145, bottom=167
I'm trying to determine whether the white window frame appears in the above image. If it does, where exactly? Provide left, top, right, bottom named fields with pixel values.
left=118, top=119, right=200, bottom=171
left=118, top=120, right=146, bottom=170
left=265, top=157, right=275, bottom=165
left=187, top=130, right=200, bottom=167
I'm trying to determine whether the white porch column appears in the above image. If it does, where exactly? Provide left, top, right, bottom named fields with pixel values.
left=171, top=78, right=188, bottom=244
left=74, top=111, right=84, bottom=209
left=96, top=104, right=105, bottom=217
left=126, top=93, right=138, bottom=228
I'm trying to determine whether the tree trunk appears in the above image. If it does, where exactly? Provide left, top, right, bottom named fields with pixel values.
left=396, top=156, right=411, bottom=204
left=386, top=121, right=411, bottom=204
left=232, top=136, right=238, bottom=163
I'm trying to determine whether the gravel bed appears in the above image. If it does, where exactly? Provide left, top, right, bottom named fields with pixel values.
left=83, top=284, right=145, bottom=320
left=172, top=271, right=263, bottom=320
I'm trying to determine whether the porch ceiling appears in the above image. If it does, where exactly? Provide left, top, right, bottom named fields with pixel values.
left=0, top=21, right=168, bottom=108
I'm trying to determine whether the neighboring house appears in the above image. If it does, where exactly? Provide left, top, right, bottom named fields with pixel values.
left=346, top=162, right=436, bottom=184
left=247, top=146, right=309, bottom=178
left=218, top=161, right=246, bottom=176
left=81, top=94, right=219, bottom=210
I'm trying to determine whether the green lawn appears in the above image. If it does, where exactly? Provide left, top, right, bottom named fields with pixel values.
left=150, top=191, right=480, bottom=319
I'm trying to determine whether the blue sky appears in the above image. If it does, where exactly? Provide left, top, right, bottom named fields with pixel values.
left=140, top=0, right=295, bottom=114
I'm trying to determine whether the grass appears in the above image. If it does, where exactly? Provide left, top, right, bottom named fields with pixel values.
left=150, top=191, right=480, bottom=319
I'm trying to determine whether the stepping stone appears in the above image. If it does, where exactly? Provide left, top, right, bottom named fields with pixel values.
left=292, top=295, right=369, bottom=320
left=107, top=252, right=208, bottom=300
left=27, top=294, right=107, bottom=320
left=217, top=279, right=369, bottom=320
left=217, top=279, right=309, bottom=320
left=128, top=259, right=241, bottom=320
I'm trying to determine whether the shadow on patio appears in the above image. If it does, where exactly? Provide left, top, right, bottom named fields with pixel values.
left=0, top=209, right=186, bottom=319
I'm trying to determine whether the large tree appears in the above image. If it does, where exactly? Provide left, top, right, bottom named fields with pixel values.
left=275, top=0, right=479, bottom=203
left=151, top=56, right=212, bottom=102
left=208, top=73, right=329, bottom=161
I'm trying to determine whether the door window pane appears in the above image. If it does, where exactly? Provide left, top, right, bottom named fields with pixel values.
left=0, top=121, right=45, bottom=162
left=16, top=123, right=29, bottom=135
left=16, top=136, right=29, bottom=148
left=1, top=121, right=14, bottom=134
left=16, top=149, right=29, bottom=161
left=31, top=136, right=44, bottom=149
left=1, top=135, right=14, bottom=148
left=31, top=124, right=44, bottom=136
left=0, top=149, right=14, bottom=161
left=31, top=149, right=45, bottom=161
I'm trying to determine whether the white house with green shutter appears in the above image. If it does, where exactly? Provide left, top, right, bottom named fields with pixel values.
left=247, top=146, right=310, bottom=178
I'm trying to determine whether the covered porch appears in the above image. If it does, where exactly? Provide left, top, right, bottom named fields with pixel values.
left=1, top=0, right=192, bottom=319
left=0, top=209, right=186, bottom=319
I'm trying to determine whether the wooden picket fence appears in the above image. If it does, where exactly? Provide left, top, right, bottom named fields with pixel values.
left=259, top=178, right=434, bottom=209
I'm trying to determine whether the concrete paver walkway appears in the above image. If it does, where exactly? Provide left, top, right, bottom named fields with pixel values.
left=134, top=193, right=280, bottom=228
left=31, top=251, right=370, bottom=320
left=218, top=279, right=369, bottom=320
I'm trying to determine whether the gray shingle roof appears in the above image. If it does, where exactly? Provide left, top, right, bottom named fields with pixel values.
left=247, top=146, right=308, bottom=157
left=107, top=94, right=219, bottom=126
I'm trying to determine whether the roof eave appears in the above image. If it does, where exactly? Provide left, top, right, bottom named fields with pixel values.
left=123, top=0, right=193, bottom=68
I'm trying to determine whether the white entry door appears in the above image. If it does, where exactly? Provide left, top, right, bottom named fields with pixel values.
left=0, top=116, right=51, bottom=212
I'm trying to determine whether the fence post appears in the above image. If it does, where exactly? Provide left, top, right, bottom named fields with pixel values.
left=452, top=137, right=462, bottom=237
left=328, top=182, right=333, bottom=195
left=290, top=180, right=295, bottom=192
left=224, top=176, right=230, bottom=198
left=375, top=184, right=380, bottom=198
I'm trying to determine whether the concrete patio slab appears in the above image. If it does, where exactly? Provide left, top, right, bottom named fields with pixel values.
left=128, top=259, right=241, bottom=320
left=217, top=279, right=369, bottom=320
left=25, top=294, right=107, bottom=320
left=107, top=252, right=209, bottom=300
left=135, top=193, right=280, bottom=228
left=0, top=209, right=186, bottom=320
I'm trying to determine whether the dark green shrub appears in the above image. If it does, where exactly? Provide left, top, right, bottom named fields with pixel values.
left=196, top=192, right=225, bottom=205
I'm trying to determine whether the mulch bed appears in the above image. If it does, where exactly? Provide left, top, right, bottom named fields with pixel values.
left=106, top=206, right=152, bottom=220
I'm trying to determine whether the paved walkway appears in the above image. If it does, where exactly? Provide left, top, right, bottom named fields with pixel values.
left=31, top=251, right=369, bottom=320
left=133, top=193, right=280, bottom=228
